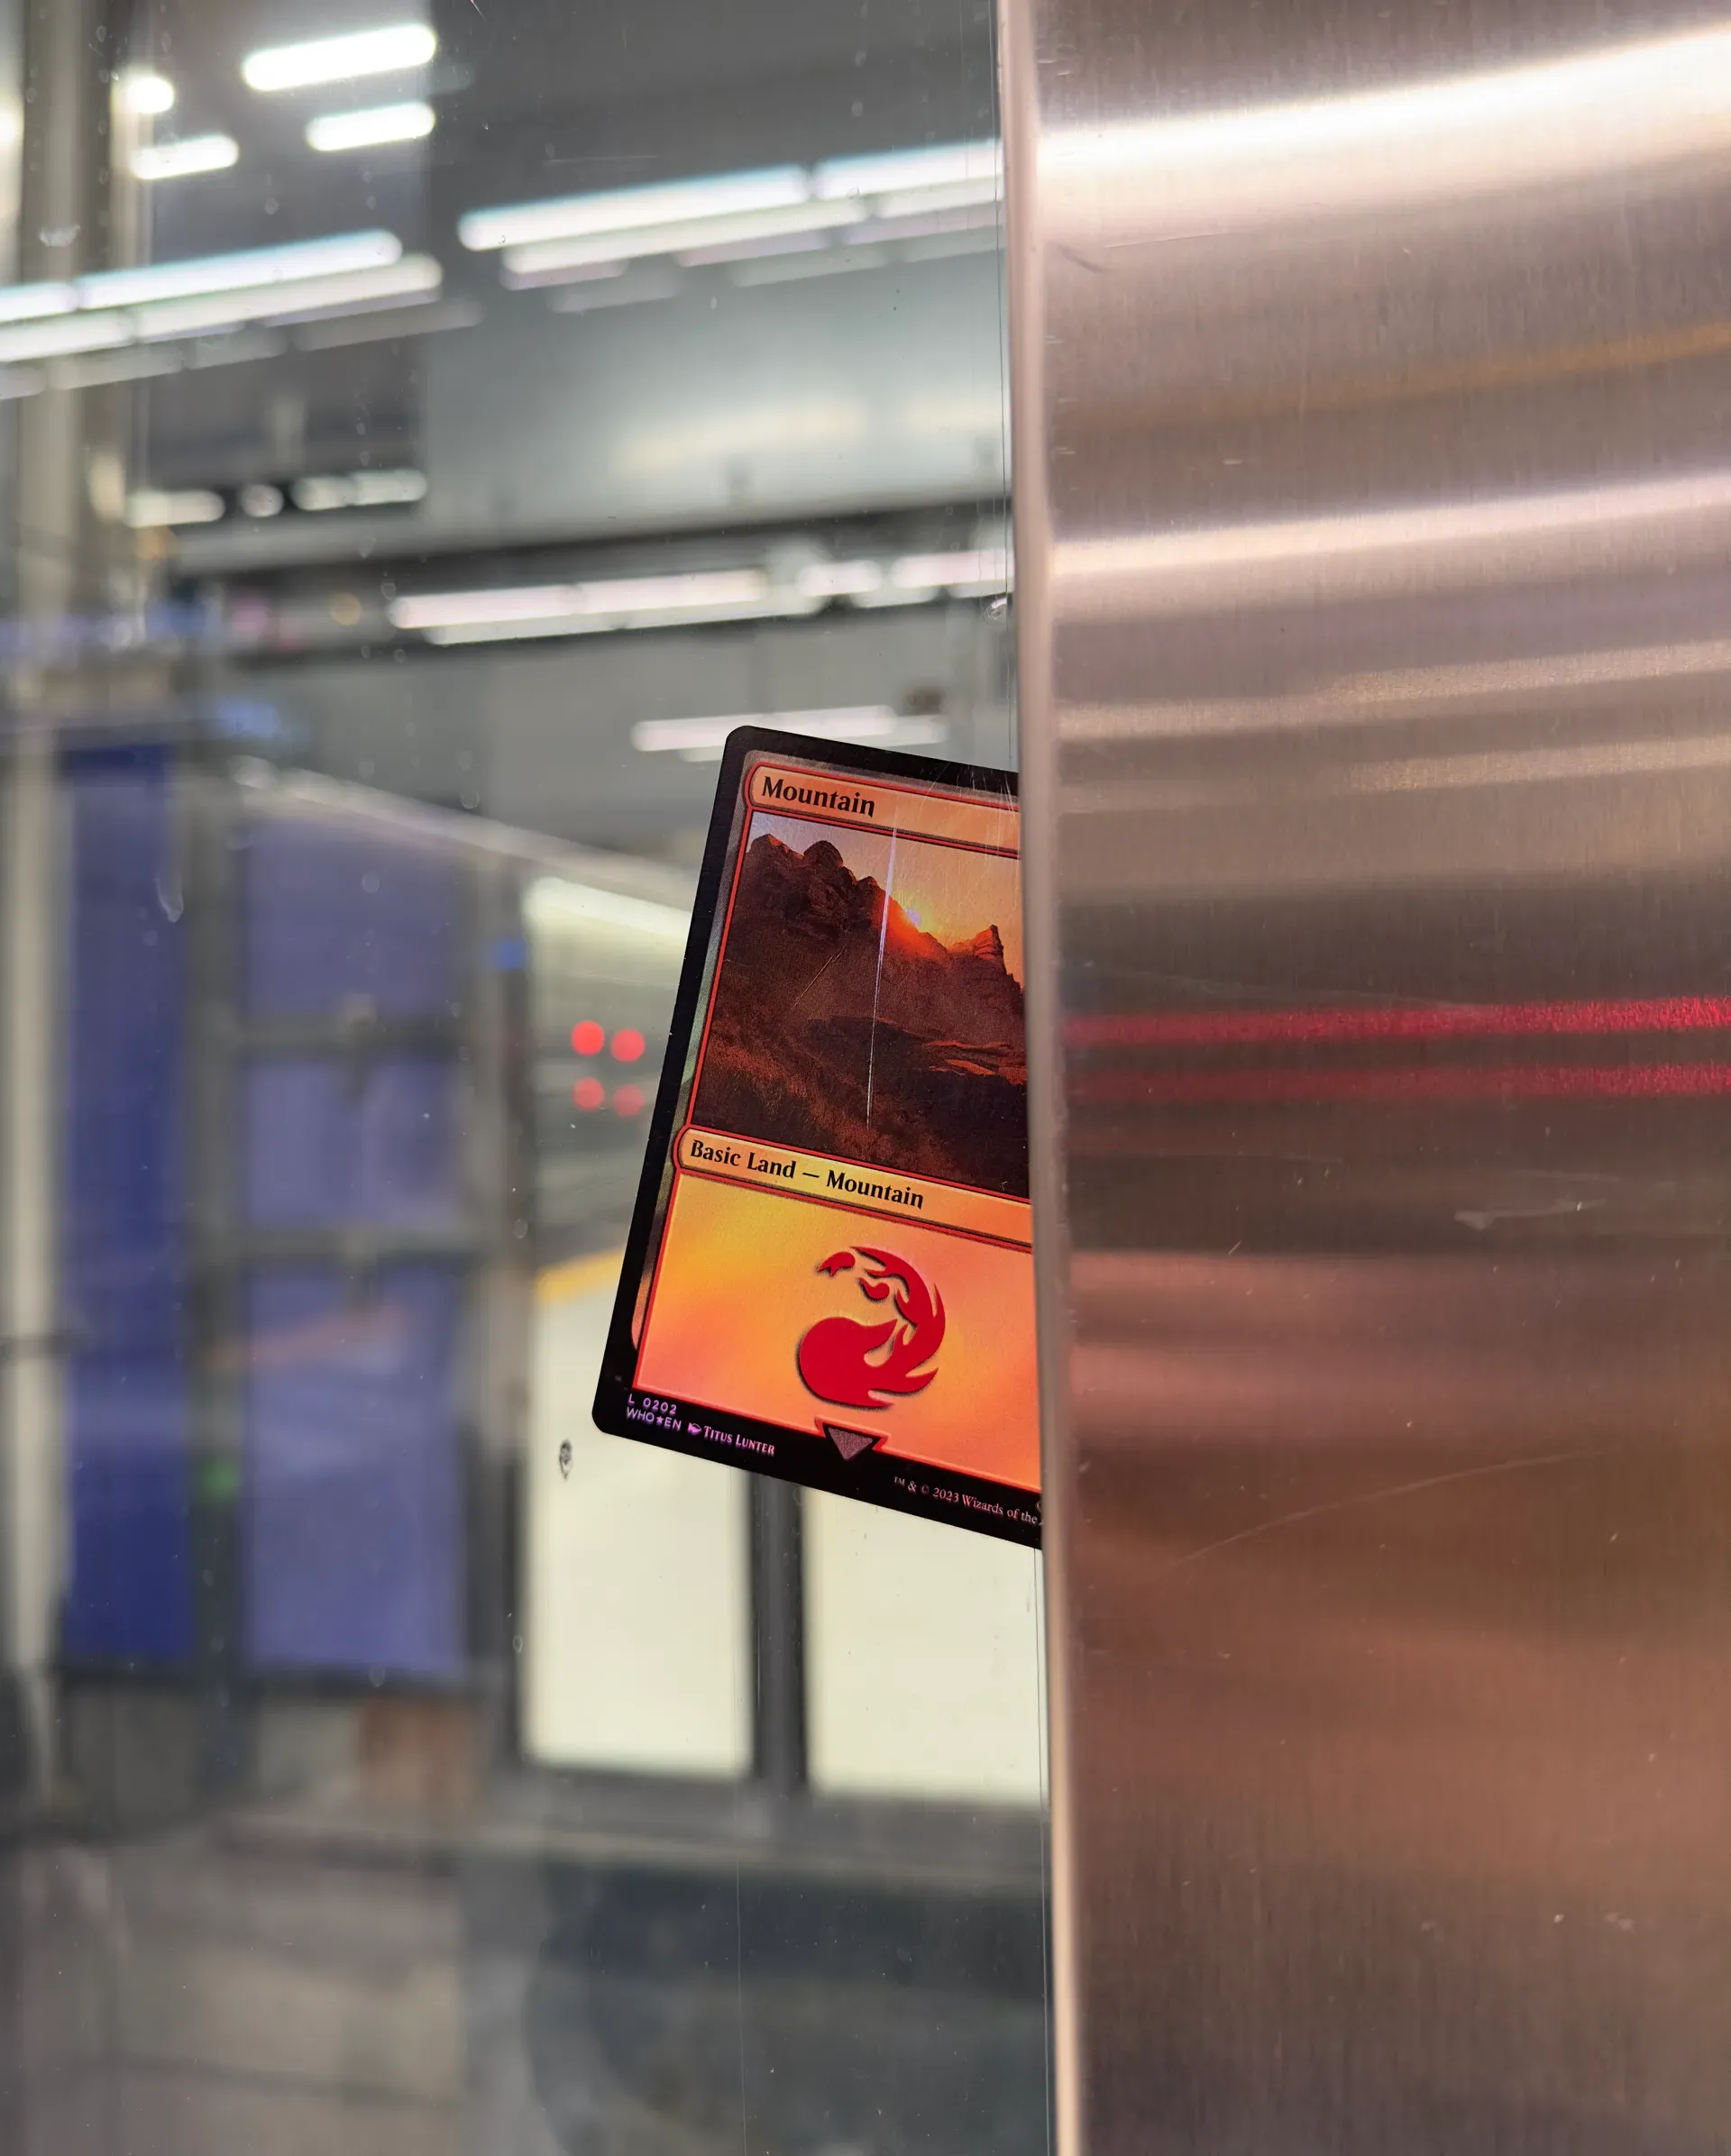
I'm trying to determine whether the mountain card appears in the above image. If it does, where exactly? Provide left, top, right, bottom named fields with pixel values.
left=593, top=728, right=1040, bottom=1546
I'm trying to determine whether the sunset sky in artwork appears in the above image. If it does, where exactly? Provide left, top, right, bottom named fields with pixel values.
left=749, top=810, right=1024, bottom=983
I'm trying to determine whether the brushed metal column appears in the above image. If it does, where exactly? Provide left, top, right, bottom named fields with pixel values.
left=1004, top=5, right=1731, bottom=2151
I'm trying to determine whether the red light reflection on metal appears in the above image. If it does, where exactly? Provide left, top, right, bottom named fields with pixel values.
left=612, top=1028, right=646, bottom=1064
left=614, top=1083, right=645, bottom=1116
left=572, top=1076, right=605, bottom=1110
left=1069, top=994, right=1731, bottom=1053
left=1075, top=1061, right=1731, bottom=1107
left=571, top=1019, right=605, bottom=1056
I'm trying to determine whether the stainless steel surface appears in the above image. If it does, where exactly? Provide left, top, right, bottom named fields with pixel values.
left=1004, top=4, right=1731, bottom=2150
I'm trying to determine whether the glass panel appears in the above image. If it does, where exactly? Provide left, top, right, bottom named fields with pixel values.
left=0, top=0, right=1039, bottom=2150
left=805, top=1494, right=1046, bottom=1804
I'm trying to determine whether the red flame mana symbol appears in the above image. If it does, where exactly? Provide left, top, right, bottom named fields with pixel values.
left=796, top=1247, right=947, bottom=1411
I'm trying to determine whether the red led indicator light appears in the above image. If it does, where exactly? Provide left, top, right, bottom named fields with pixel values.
left=611, top=1028, right=646, bottom=1064
left=571, top=1019, right=605, bottom=1056
left=614, top=1083, right=645, bottom=1117
left=572, top=1077, right=605, bottom=1111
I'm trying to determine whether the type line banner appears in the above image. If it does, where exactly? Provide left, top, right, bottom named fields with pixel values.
left=675, top=1125, right=1033, bottom=1247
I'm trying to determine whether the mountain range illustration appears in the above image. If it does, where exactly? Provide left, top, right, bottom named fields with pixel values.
left=693, top=835, right=1029, bottom=1196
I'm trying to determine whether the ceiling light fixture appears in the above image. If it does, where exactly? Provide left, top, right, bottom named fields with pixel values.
left=631, top=708, right=905, bottom=756
left=461, top=140, right=1004, bottom=293
left=124, top=488, right=225, bottom=529
left=890, top=547, right=1012, bottom=592
left=132, top=134, right=239, bottom=182
left=459, top=167, right=810, bottom=252
left=502, top=199, right=856, bottom=284
left=242, top=23, right=437, bottom=94
left=795, top=559, right=884, bottom=598
left=117, top=70, right=176, bottom=116
left=0, top=314, right=129, bottom=364
left=307, top=100, right=435, bottom=152
left=80, top=232, right=403, bottom=310
left=0, top=240, right=435, bottom=368
left=0, top=283, right=76, bottom=325
left=390, top=569, right=770, bottom=635
left=292, top=469, right=428, bottom=511
left=811, top=141, right=1002, bottom=203
left=131, top=258, right=441, bottom=341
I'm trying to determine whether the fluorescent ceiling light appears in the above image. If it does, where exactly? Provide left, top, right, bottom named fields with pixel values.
left=242, top=23, right=436, bottom=94
left=0, top=283, right=75, bottom=325
left=81, top=232, right=402, bottom=309
left=307, top=100, right=435, bottom=152
left=466, top=140, right=1004, bottom=288
left=812, top=141, right=1002, bottom=201
left=459, top=167, right=809, bottom=252
left=0, top=239, right=430, bottom=365
left=131, top=258, right=440, bottom=341
left=232, top=254, right=439, bottom=324
left=0, top=313, right=129, bottom=363
left=851, top=584, right=944, bottom=610
left=391, top=570, right=768, bottom=633
left=796, top=559, right=884, bottom=598
left=502, top=199, right=854, bottom=284
left=292, top=468, right=428, bottom=511
left=424, top=621, right=599, bottom=646
left=875, top=176, right=1002, bottom=219
left=133, top=135, right=238, bottom=182
left=421, top=593, right=782, bottom=645
left=632, top=707, right=902, bottom=754
left=117, top=70, right=176, bottom=116
left=575, top=571, right=766, bottom=614
left=390, top=584, right=575, bottom=630
left=891, top=547, right=1011, bottom=591
left=125, top=488, right=224, bottom=528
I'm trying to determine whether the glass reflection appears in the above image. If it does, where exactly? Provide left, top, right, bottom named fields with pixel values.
left=0, top=1, right=1038, bottom=2151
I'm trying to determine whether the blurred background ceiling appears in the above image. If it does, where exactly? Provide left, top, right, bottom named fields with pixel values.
left=76, top=0, right=1010, bottom=857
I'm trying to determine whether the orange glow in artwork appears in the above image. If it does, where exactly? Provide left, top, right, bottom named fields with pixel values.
left=748, top=813, right=1025, bottom=984
left=636, top=1171, right=1040, bottom=1492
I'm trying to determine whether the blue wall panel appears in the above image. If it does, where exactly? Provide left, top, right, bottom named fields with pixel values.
left=244, top=1058, right=460, bottom=1229
left=243, top=818, right=459, bottom=1017
left=240, top=812, right=469, bottom=1680
left=244, top=1265, right=464, bottom=1678
left=60, top=748, right=191, bottom=1664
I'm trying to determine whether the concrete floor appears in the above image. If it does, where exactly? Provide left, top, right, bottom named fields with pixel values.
left=0, top=1814, right=1049, bottom=2156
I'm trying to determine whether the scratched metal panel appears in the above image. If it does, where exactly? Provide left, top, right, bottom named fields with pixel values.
left=1003, top=1, right=1731, bottom=2150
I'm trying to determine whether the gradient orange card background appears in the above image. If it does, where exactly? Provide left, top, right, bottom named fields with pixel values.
left=637, top=1172, right=1039, bottom=1492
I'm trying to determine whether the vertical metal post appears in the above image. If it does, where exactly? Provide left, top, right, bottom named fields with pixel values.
left=749, top=1476, right=807, bottom=1797
left=1005, top=1, right=1731, bottom=2150
left=0, top=0, right=111, bottom=1800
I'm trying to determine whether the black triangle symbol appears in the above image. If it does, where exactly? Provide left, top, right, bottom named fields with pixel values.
left=824, top=1424, right=883, bottom=1462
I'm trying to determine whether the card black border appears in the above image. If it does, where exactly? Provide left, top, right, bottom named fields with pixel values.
left=591, top=725, right=1038, bottom=1548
